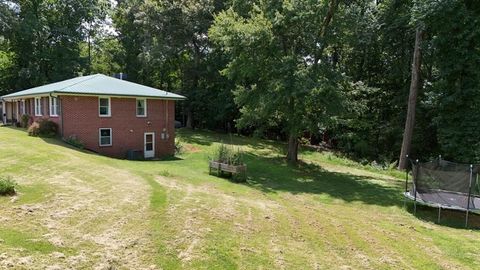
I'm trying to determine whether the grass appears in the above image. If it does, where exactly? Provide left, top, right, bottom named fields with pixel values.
left=0, top=228, right=64, bottom=254
left=0, top=126, right=480, bottom=269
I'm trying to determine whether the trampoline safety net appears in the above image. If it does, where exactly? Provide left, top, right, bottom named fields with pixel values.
left=408, top=159, right=480, bottom=211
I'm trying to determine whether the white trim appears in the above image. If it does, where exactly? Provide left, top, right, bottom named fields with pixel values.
left=49, top=96, right=59, bottom=117
left=1, top=100, right=6, bottom=124
left=98, top=97, right=111, bottom=117
left=21, top=100, right=26, bottom=115
left=136, top=98, right=147, bottom=117
left=99, top=128, right=112, bottom=147
left=2, top=93, right=183, bottom=101
left=34, top=97, right=42, bottom=116
left=15, top=101, right=19, bottom=120
left=144, top=132, right=155, bottom=158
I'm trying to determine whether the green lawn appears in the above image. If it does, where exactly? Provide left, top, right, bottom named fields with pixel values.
left=0, top=127, right=479, bottom=269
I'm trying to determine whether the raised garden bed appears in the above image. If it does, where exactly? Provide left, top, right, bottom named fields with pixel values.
left=209, top=161, right=247, bottom=182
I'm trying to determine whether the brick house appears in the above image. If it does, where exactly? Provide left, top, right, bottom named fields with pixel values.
left=1, top=74, right=185, bottom=159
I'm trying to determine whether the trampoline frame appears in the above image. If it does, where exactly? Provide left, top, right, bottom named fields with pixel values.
left=403, top=155, right=479, bottom=227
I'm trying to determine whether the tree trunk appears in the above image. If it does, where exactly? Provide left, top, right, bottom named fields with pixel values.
left=286, top=135, right=299, bottom=163
left=398, top=27, right=424, bottom=170
left=186, top=107, right=193, bottom=129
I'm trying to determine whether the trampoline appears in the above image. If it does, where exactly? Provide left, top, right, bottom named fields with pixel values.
left=403, top=156, right=480, bottom=227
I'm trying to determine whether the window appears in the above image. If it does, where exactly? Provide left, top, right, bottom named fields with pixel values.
left=136, top=99, right=147, bottom=117
left=49, top=97, right=59, bottom=116
left=34, top=97, right=42, bottom=116
left=99, top=97, right=111, bottom=117
left=99, top=128, right=112, bottom=146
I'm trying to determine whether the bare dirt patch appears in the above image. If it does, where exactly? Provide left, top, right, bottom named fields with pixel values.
left=184, top=144, right=201, bottom=153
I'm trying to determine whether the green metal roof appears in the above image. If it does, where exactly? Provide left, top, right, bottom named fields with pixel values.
left=1, top=74, right=186, bottom=100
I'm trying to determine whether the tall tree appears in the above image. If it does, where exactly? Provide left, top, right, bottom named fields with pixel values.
left=419, top=0, right=480, bottom=162
left=114, top=0, right=236, bottom=130
left=398, top=26, right=423, bottom=170
left=210, top=0, right=345, bottom=162
left=9, top=0, right=107, bottom=89
left=0, top=1, right=16, bottom=94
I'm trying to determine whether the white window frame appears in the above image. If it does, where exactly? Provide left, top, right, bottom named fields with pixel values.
left=99, top=128, right=112, bottom=147
left=34, top=97, right=42, bottom=116
left=99, top=97, right=111, bottom=117
left=49, top=96, right=59, bottom=117
left=136, top=98, right=147, bottom=117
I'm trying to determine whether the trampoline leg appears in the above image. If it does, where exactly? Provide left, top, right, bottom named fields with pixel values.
left=414, top=201, right=417, bottom=215
left=437, top=206, right=441, bottom=223
left=465, top=210, right=469, bottom=228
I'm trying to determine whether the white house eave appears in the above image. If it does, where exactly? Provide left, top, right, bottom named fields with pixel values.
left=1, top=91, right=186, bottom=101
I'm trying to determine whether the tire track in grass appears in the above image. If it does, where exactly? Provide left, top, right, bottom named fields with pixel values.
left=0, top=137, right=156, bottom=269
left=153, top=176, right=281, bottom=269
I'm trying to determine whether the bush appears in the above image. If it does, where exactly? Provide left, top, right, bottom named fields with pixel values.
left=175, top=139, right=184, bottom=155
left=0, top=176, right=16, bottom=196
left=65, top=135, right=84, bottom=149
left=28, top=119, right=59, bottom=137
left=21, top=114, right=30, bottom=128
left=211, top=143, right=244, bottom=166
left=38, top=119, right=59, bottom=137
left=27, top=122, right=40, bottom=136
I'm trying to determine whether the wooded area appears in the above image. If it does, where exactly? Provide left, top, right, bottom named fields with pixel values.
left=1, top=0, right=479, bottom=164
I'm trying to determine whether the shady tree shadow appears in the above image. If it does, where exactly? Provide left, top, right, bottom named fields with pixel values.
left=404, top=202, right=480, bottom=230
left=239, top=152, right=403, bottom=207
left=178, top=128, right=285, bottom=153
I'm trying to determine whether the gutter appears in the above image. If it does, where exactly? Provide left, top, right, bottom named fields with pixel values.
left=3, top=91, right=186, bottom=101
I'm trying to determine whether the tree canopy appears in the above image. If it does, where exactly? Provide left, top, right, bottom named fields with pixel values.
left=1, top=0, right=479, bottom=164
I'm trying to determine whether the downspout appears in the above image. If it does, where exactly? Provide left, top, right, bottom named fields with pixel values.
left=50, top=93, right=64, bottom=137
left=166, top=100, right=169, bottom=138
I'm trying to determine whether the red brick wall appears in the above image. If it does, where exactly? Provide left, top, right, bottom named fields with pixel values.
left=60, top=95, right=176, bottom=158
left=25, top=97, right=62, bottom=126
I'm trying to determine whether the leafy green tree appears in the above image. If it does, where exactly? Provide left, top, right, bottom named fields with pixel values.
left=0, top=1, right=16, bottom=94
left=9, top=0, right=108, bottom=89
left=329, top=0, right=419, bottom=163
left=210, top=1, right=346, bottom=162
left=416, top=0, right=480, bottom=162
left=114, top=0, right=237, bottom=130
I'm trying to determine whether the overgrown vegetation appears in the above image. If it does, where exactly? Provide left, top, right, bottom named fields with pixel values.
left=174, top=139, right=184, bottom=155
left=0, top=176, right=16, bottom=196
left=210, top=143, right=244, bottom=166
left=65, top=135, right=84, bottom=149
left=20, top=114, right=29, bottom=128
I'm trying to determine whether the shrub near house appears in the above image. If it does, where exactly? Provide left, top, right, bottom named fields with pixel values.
left=28, top=119, right=59, bottom=137
left=1, top=74, right=185, bottom=159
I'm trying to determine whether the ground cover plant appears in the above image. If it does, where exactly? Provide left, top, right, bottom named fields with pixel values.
left=1, top=127, right=480, bottom=269
left=0, top=176, right=16, bottom=196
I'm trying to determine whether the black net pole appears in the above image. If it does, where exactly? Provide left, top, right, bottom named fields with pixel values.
left=465, top=164, right=473, bottom=228
left=414, top=159, right=419, bottom=215
left=404, top=155, right=409, bottom=193
left=437, top=155, right=442, bottom=223
left=404, top=155, right=409, bottom=209
left=438, top=206, right=441, bottom=223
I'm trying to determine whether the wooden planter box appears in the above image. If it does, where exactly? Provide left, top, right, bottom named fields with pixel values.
left=209, top=161, right=247, bottom=182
